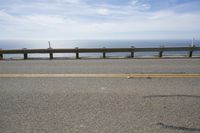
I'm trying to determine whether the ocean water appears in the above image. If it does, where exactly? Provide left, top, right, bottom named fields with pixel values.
left=0, top=40, right=200, bottom=59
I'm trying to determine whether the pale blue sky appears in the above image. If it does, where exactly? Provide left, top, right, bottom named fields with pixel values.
left=0, top=0, right=200, bottom=40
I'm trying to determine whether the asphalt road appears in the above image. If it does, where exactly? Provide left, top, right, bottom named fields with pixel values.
left=0, top=59, right=200, bottom=133
left=0, top=58, right=200, bottom=74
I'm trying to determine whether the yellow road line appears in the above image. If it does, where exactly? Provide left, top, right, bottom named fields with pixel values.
left=0, top=74, right=200, bottom=78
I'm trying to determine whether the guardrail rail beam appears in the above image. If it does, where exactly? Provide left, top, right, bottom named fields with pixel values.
left=0, top=46, right=199, bottom=59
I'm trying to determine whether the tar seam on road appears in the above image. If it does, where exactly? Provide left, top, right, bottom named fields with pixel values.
left=0, top=74, right=200, bottom=78
left=157, top=123, right=200, bottom=132
left=143, top=95, right=200, bottom=98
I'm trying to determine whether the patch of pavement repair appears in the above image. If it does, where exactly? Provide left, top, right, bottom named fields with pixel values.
left=79, top=124, right=85, bottom=128
left=157, top=123, right=200, bottom=132
left=100, top=87, right=106, bottom=90
left=144, top=95, right=200, bottom=132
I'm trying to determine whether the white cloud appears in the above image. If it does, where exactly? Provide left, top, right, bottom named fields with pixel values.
left=129, top=0, right=151, bottom=10
left=56, top=0, right=81, bottom=4
left=130, top=0, right=139, bottom=5
left=96, top=8, right=110, bottom=15
left=0, top=1, right=200, bottom=39
left=26, top=15, right=66, bottom=25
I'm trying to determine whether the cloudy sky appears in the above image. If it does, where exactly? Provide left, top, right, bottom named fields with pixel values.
left=0, top=0, right=200, bottom=40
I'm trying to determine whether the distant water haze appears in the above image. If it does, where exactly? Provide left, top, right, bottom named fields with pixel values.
left=0, top=39, right=200, bottom=49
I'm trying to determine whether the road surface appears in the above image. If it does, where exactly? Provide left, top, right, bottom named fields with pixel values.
left=0, top=59, right=200, bottom=133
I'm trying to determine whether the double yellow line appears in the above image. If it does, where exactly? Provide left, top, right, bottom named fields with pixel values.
left=0, top=74, right=200, bottom=78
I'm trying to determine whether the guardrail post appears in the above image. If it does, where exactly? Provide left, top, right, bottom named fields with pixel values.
left=103, top=47, right=106, bottom=58
left=0, top=49, right=3, bottom=60
left=49, top=48, right=53, bottom=59
left=75, top=47, right=79, bottom=59
left=22, top=48, right=28, bottom=59
left=50, top=53, right=53, bottom=59
left=189, top=51, right=193, bottom=58
left=189, top=45, right=194, bottom=58
left=159, top=51, right=163, bottom=58
left=24, top=53, right=28, bottom=59
left=131, top=46, right=134, bottom=58
left=159, top=46, right=164, bottom=58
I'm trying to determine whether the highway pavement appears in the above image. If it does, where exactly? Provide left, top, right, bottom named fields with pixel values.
left=0, top=59, right=200, bottom=133
left=0, top=58, right=200, bottom=74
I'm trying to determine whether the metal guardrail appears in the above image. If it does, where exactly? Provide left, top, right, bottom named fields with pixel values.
left=0, top=46, right=200, bottom=59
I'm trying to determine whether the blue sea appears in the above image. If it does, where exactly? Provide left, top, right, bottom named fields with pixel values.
left=0, top=40, right=200, bottom=59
